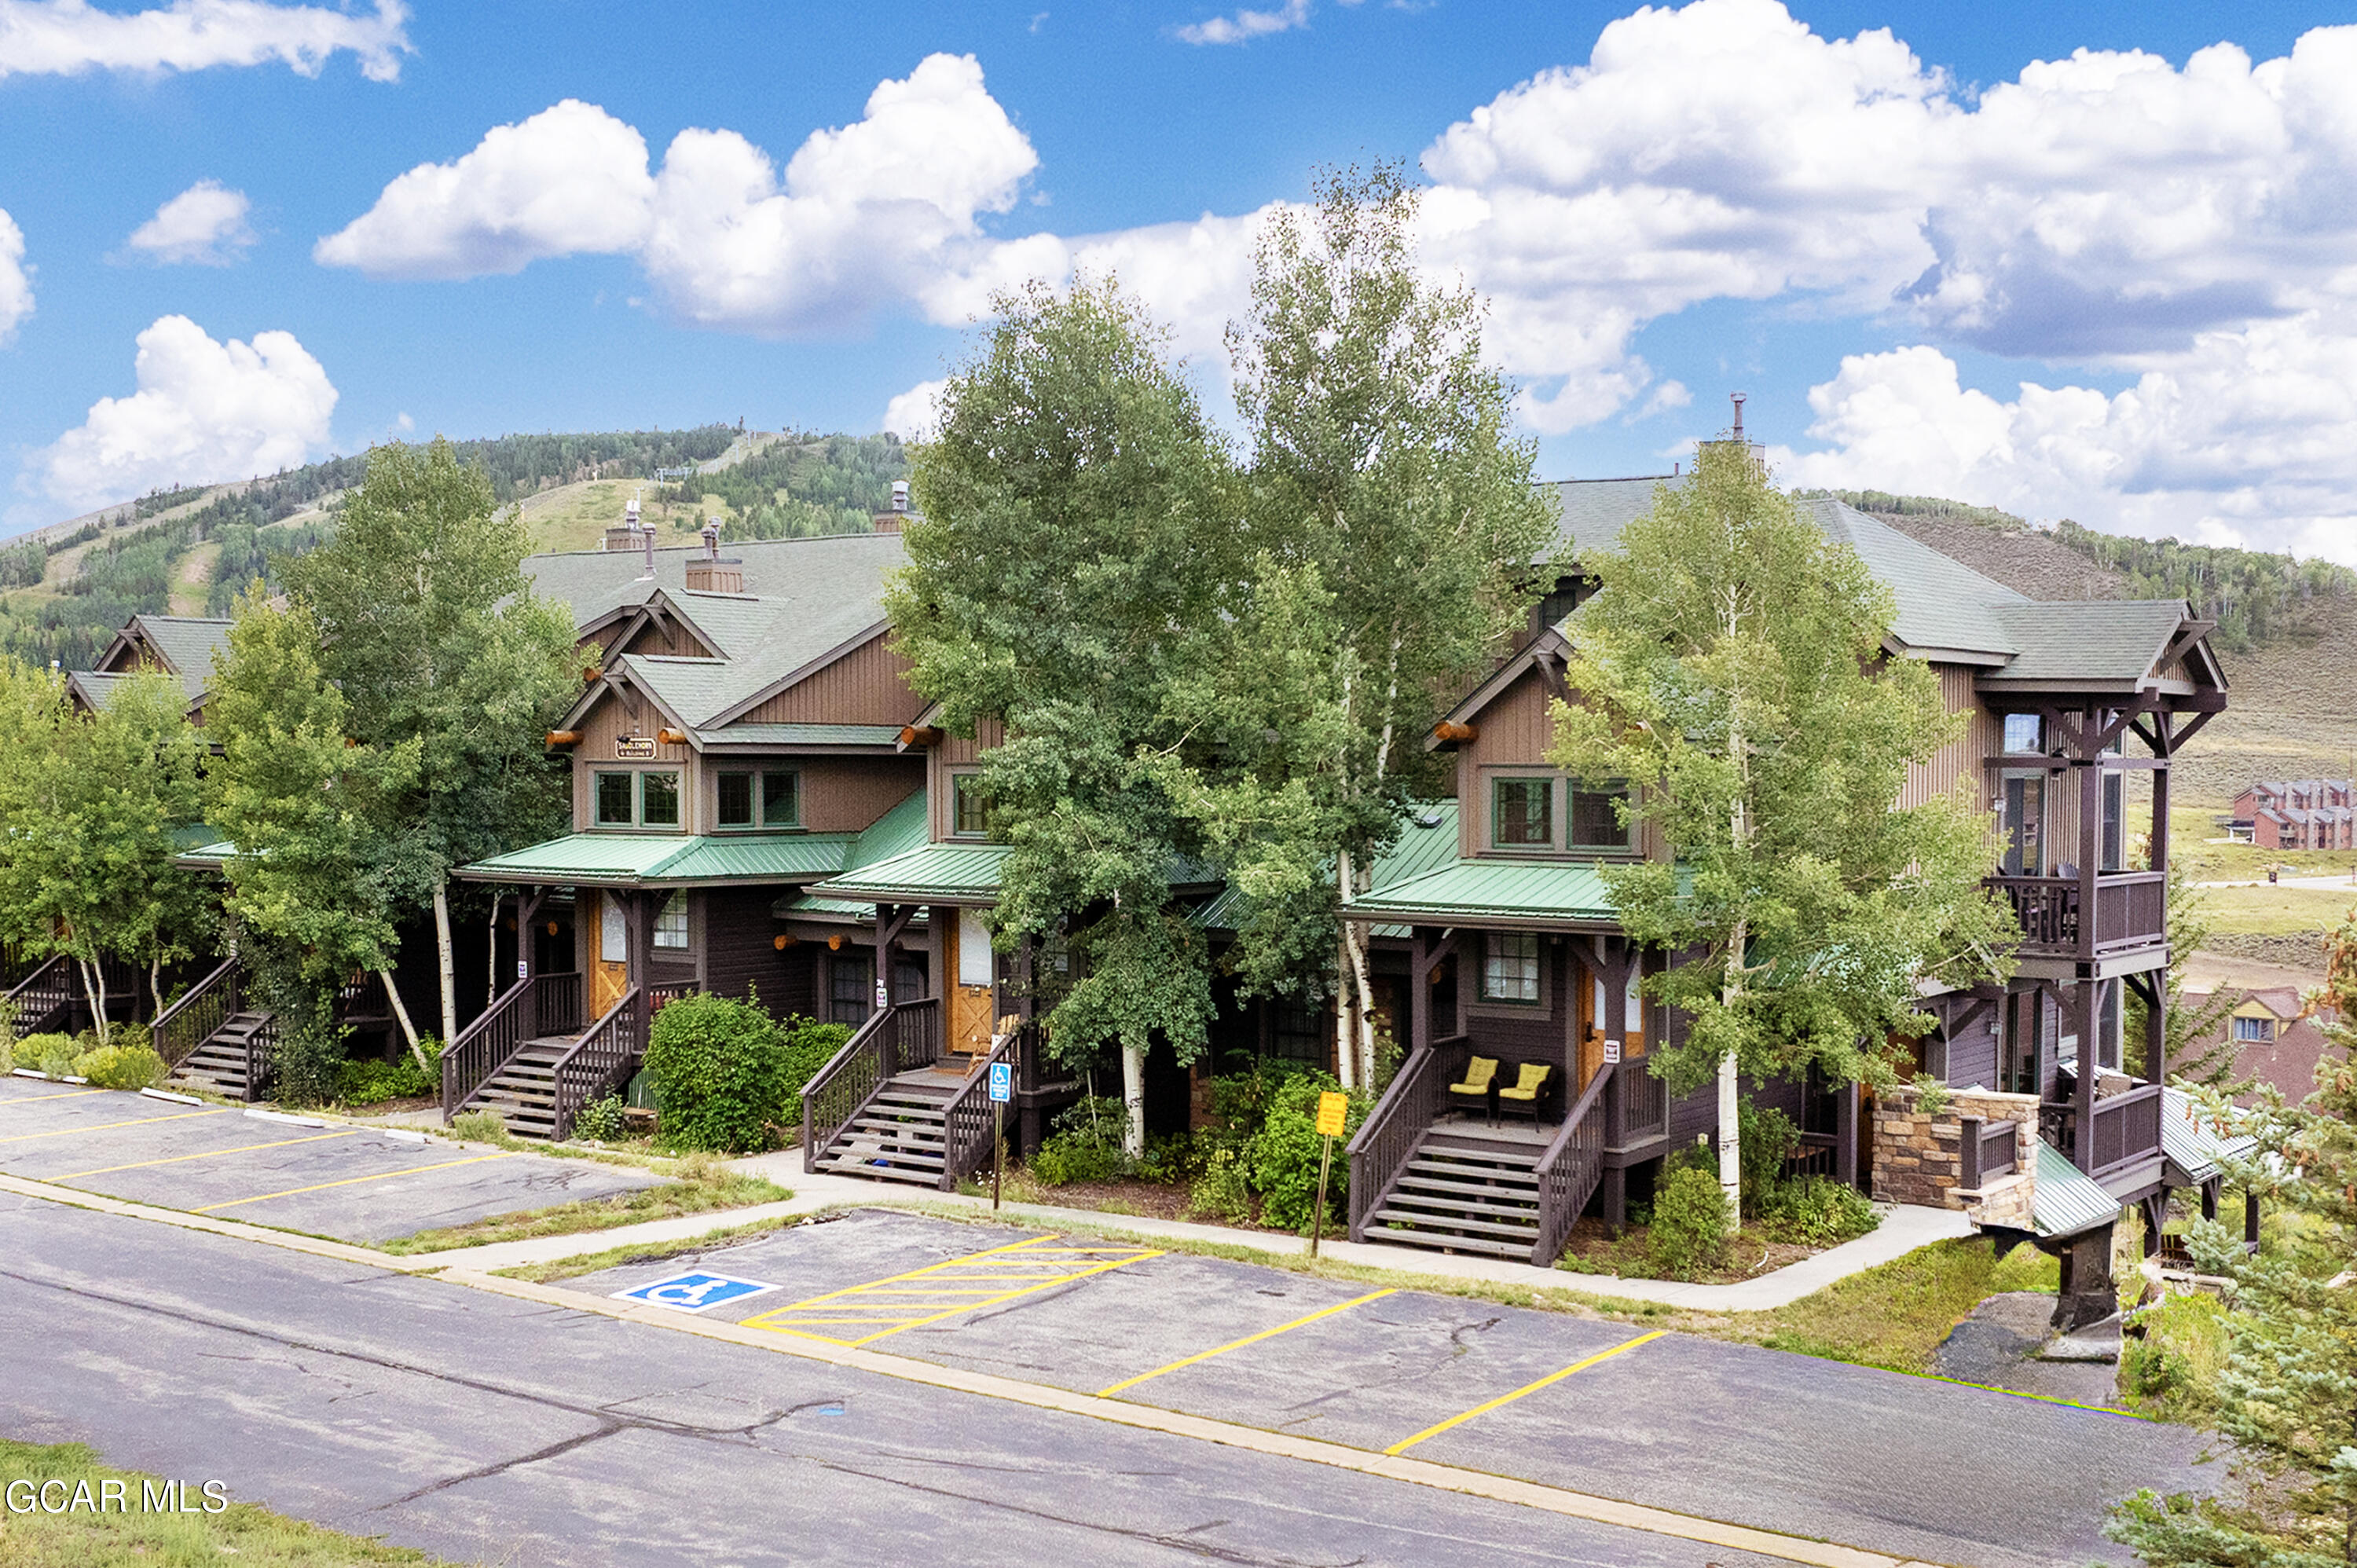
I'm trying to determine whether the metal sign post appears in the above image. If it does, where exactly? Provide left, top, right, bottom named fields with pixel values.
left=988, top=1060, right=1013, bottom=1211
left=1310, top=1090, right=1348, bottom=1258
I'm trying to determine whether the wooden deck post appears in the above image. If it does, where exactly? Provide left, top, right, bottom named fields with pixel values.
left=1835, top=1079, right=1858, bottom=1190
left=1408, top=928, right=1431, bottom=1053
left=2074, top=979, right=2099, bottom=1172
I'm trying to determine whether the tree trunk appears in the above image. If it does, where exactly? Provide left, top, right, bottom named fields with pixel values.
left=488, top=895, right=500, bottom=1005
left=433, top=878, right=458, bottom=1048
left=381, top=969, right=427, bottom=1067
left=149, top=955, right=163, bottom=1023
left=1717, top=1050, right=1741, bottom=1219
left=1343, top=918, right=1380, bottom=1090
left=79, top=957, right=109, bottom=1046
left=1121, top=1040, right=1146, bottom=1160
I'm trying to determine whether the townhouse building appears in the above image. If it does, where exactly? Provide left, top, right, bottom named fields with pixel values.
left=2229, top=779, right=2355, bottom=851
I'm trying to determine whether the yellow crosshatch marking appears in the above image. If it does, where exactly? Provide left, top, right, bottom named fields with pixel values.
left=742, top=1234, right=1161, bottom=1348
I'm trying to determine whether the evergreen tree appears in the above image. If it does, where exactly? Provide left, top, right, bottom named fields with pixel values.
left=1547, top=439, right=2016, bottom=1217
left=2110, top=914, right=2357, bottom=1566
left=888, top=279, right=1243, bottom=1156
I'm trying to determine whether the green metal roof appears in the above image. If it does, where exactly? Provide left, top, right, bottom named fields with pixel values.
left=1345, top=855, right=1627, bottom=926
left=693, top=723, right=904, bottom=749
left=808, top=841, right=1010, bottom=903
left=1195, top=800, right=1462, bottom=937
left=848, top=790, right=929, bottom=867
left=2031, top=1141, right=2123, bottom=1239
left=455, top=830, right=856, bottom=885
left=2161, top=1086, right=2256, bottom=1185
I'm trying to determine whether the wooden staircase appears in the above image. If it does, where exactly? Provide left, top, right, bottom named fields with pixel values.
left=809, top=1075, right=955, bottom=1184
left=1362, top=1130, right=1547, bottom=1258
left=463, top=1039, right=574, bottom=1140
left=165, top=1011, right=275, bottom=1100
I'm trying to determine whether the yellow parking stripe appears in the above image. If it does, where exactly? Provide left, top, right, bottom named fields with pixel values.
left=743, top=1234, right=1160, bottom=1348
left=192, top=1152, right=514, bottom=1212
left=1100, top=1289, right=1395, bottom=1397
left=0, top=1089, right=108, bottom=1108
left=1384, top=1331, right=1665, bottom=1456
left=0, top=1108, right=231, bottom=1145
left=55, top=1129, right=360, bottom=1180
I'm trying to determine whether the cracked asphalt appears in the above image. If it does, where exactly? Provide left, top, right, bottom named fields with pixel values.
left=1, top=1192, right=1801, bottom=1567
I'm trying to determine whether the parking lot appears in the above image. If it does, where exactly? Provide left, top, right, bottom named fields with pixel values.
left=0, top=1076, right=660, bottom=1243
left=572, top=1207, right=2215, bottom=1568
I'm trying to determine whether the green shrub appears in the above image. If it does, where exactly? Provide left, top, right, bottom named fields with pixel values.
left=1737, top=1103, right=1799, bottom=1218
left=643, top=991, right=792, bottom=1153
left=1188, top=1145, right=1253, bottom=1224
left=21, top=1032, right=79, bottom=1078
left=1138, top=1130, right=1204, bottom=1184
left=1756, top=1174, right=1879, bottom=1245
left=71, top=1042, right=167, bottom=1090
left=0, top=995, right=18, bottom=1072
left=572, top=1094, right=629, bottom=1142
left=1030, top=1096, right=1129, bottom=1185
left=335, top=1041, right=442, bottom=1106
left=270, top=1019, right=348, bottom=1108
left=1245, top=1071, right=1365, bottom=1233
left=1648, top=1163, right=1731, bottom=1280
left=778, top=1014, right=851, bottom=1111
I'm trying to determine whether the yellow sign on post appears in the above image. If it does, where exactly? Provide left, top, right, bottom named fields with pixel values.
left=1315, top=1091, right=1349, bottom=1138
left=1310, top=1091, right=1350, bottom=1257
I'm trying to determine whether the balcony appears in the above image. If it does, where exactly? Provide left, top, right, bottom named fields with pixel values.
left=1989, top=871, right=2165, bottom=962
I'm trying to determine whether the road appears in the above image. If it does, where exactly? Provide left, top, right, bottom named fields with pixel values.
left=0, top=1170, right=2217, bottom=1566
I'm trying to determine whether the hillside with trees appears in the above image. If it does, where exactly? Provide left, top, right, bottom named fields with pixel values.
left=0, top=426, right=906, bottom=671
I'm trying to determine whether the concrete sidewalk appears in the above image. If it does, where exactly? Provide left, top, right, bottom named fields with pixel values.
left=405, top=1152, right=1978, bottom=1309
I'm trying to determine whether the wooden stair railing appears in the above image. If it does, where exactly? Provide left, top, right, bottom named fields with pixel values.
left=443, top=973, right=545, bottom=1120
left=936, top=1030, right=1019, bottom=1192
left=548, top=987, right=643, bottom=1142
left=1344, top=1035, right=1466, bottom=1244
left=1529, top=1061, right=1616, bottom=1267
left=801, top=1005, right=899, bottom=1172
left=152, top=957, right=240, bottom=1068
left=5, top=954, right=82, bottom=1035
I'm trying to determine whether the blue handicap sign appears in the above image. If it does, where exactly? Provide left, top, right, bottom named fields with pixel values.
left=611, top=1272, right=781, bottom=1313
left=988, top=1061, right=1012, bottom=1103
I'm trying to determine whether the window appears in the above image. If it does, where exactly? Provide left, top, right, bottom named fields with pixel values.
left=595, top=771, right=635, bottom=826
left=951, top=772, right=988, bottom=837
left=640, top=771, right=680, bottom=827
left=1270, top=997, right=1325, bottom=1062
left=1569, top=781, right=1630, bottom=849
left=2001, top=775, right=2044, bottom=877
left=2101, top=771, right=2125, bottom=873
left=761, top=771, right=800, bottom=828
left=2003, top=713, right=2043, bottom=754
left=653, top=892, right=689, bottom=951
left=829, top=956, right=872, bottom=1025
left=717, top=772, right=754, bottom=829
left=1481, top=932, right=1541, bottom=1003
left=1492, top=777, right=1552, bottom=848
left=2097, top=982, right=2122, bottom=1072
left=2233, top=1014, right=2275, bottom=1043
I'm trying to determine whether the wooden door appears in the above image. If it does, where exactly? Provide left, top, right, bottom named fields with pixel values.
left=1574, top=954, right=1603, bottom=1091
left=945, top=907, right=995, bottom=1056
left=591, top=891, right=630, bottom=1018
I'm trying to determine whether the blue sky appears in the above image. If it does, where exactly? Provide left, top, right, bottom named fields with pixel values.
left=3, top=0, right=2354, bottom=558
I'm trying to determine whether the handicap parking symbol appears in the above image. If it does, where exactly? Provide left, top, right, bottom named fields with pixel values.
left=612, top=1272, right=782, bottom=1313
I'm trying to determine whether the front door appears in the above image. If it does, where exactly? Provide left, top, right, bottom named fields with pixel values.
left=1574, top=951, right=1603, bottom=1092
left=947, top=907, right=996, bottom=1056
left=591, top=891, right=630, bottom=1018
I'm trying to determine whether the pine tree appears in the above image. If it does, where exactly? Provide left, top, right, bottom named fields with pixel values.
left=2110, top=913, right=2357, bottom=1564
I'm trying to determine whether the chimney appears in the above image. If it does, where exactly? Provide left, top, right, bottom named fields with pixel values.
left=684, top=515, right=743, bottom=593
left=604, top=489, right=646, bottom=554
left=871, top=479, right=914, bottom=533
left=1730, top=391, right=1747, bottom=444
left=891, top=480, right=910, bottom=513
left=640, top=509, right=655, bottom=581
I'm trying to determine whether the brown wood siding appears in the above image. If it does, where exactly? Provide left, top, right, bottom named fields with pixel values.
left=609, top=614, right=715, bottom=661
left=698, top=888, right=791, bottom=1006
left=1457, top=934, right=1570, bottom=1069
left=573, top=688, right=695, bottom=831
left=739, top=632, right=923, bottom=726
left=929, top=718, right=1006, bottom=841
left=696, top=754, right=918, bottom=836
left=1899, top=663, right=1980, bottom=812
left=1944, top=1003, right=2000, bottom=1089
left=1454, top=668, right=1667, bottom=862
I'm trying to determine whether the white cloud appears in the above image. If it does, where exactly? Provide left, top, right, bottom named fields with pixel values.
left=317, top=55, right=1036, bottom=337
left=34, top=314, right=336, bottom=510
left=314, top=99, right=654, bottom=278
left=1176, top=0, right=1310, bottom=46
left=125, top=179, right=255, bottom=266
left=882, top=379, right=944, bottom=441
left=0, top=207, right=30, bottom=343
left=1776, top=308, right=2357, bottom=564
left=0, top=0, right=409, bottom=81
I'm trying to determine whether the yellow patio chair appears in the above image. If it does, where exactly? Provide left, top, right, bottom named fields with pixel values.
left=1447, top=1056, right=1500, bottom=1123
left=1496, top=1062, right=1552, bottom=1124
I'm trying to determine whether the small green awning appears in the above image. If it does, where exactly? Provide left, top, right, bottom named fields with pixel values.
left=2031, top=1141, right=2121, bottom=1240
left=807, top=841, right=1009, bottom=905
left=1343, top=857, right=1626, bottom=928
left=455, top=830, right=856, bottom=886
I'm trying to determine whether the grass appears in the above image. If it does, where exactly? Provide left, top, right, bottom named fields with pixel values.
left=497, top=1214, right=812, bottom=1283
left=2193, top=884, right=2357, bottom=936
left=515, top=479, right=745, bottom=554
left=0, top=1438, right=444, bottom=1565
left=1688, top=1237, right=2058, bottom=1375
left=379, top=1161, right=790, bottom=1255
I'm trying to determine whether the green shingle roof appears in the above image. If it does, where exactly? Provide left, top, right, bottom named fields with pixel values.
left=131, top=614, right=233, bottom=701
left=66, top=670, right=135, bottom=711
left=1984, top=601, right=2192, bottom=689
